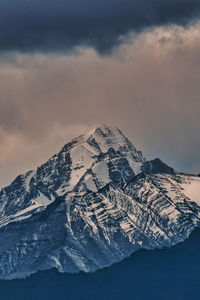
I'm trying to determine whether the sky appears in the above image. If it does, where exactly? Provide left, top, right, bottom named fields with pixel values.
left=0, top=0, right=200, bottom=187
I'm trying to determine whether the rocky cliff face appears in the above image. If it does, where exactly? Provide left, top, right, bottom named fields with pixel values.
left=0, top=125, right=199, bottom=279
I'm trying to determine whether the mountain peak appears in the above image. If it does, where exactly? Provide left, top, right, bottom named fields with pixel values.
left=56, top=124, right=145, bottom=194
left=87, top=124, right=122, bottom=137
left=85, top=124, right=126, bottom=146
left=61, top=125, right=125, bottom=154
left=142, top=158, right=175, bottom=175
left=85, top=125, right=128, bottom=152
left=0, top=126, right=200, bottom=279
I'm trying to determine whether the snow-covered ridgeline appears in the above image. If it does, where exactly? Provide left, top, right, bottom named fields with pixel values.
left=0, top=125, right=199, bottom=280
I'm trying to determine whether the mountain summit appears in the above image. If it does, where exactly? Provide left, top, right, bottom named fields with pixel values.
left=0, top=125, right=199, bottom=279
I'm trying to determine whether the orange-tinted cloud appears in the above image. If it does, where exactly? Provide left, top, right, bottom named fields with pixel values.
left=0, top=23, right=200, bottom=186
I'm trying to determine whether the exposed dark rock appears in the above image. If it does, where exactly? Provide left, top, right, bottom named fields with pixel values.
left=0, top=125, right=199, bottom=280
left=141, top=158, right=175, bottom=175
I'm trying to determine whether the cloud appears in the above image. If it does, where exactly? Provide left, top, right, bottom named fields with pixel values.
left=0, top=23, right=200, bottom=186
left=0, top=0, right=200, bottom=53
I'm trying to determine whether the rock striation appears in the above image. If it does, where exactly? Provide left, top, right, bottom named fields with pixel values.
left=0, top=125, right=199, bottom=279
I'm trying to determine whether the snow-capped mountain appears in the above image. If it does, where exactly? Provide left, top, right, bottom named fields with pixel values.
left=0, top=125, right=199, bottom=279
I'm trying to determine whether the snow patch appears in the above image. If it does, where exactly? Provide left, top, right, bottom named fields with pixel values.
left=33, top=192, right=51, bottom=206
left=84, top=175, right=97, bottom=192
left=67, top=144, right=96, bottom=191
left=92, top=161, right=110, bottom=185
left=181, top=178, right=200, bottom=206
left=24, top=170, right=36, bottom=192
left=127, top=158, right=142, bottom=176
left=15, top=203, right=41, bottom=217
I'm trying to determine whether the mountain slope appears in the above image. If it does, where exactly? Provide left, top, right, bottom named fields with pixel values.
left=0, top=125, right=199, bottom=279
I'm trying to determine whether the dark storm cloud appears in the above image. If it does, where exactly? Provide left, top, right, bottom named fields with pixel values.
left=1, top=0, right=200, bottom=53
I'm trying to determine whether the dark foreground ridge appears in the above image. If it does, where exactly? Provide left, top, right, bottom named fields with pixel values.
left=1, top=227, right=200, bottom=300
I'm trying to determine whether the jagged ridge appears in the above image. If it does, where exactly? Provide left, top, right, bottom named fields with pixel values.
left=0, top=125, right=199, bottom=279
